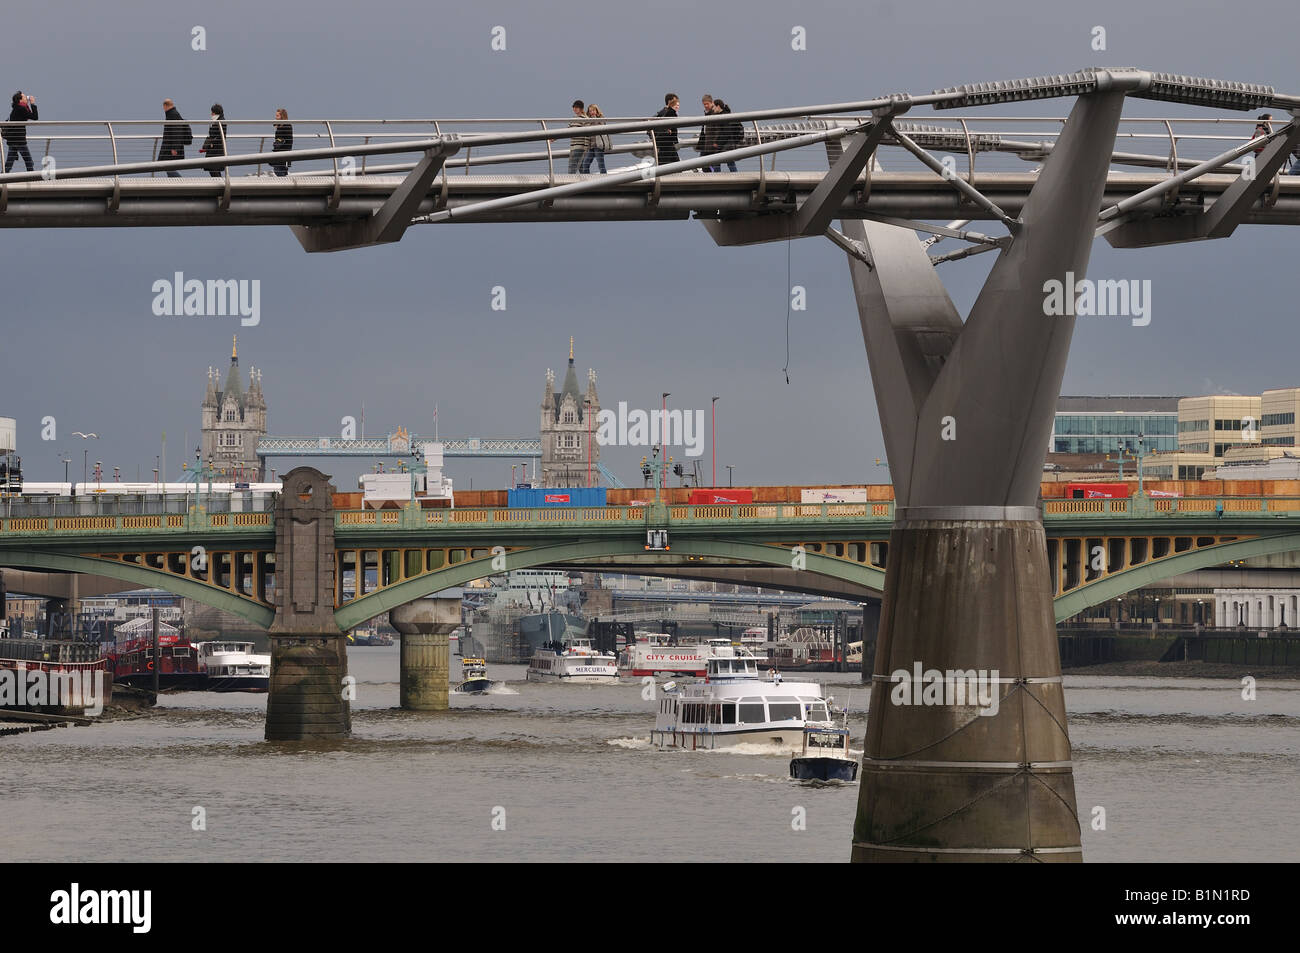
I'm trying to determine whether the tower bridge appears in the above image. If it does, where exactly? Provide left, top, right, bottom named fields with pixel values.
left=9, top=66, right=1300, bottom=861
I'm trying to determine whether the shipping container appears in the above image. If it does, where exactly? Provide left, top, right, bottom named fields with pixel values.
left=801, top=487, right=869, bottom=504
left=508, top=487, right=607, bottom=508
left=688, top=488, right=754, bottom=505
left=1064, top=482, right=1130, bottom=499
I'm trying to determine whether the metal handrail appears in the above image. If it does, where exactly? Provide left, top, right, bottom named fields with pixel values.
left=3, top=115, right=1293, bottom=187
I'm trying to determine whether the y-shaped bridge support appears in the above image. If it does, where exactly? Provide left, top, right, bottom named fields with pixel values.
left=841, top=78, right=1141, bottom=862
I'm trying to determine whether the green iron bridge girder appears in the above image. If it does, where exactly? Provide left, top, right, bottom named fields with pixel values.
left=4, top=501, right=1300, bottom=630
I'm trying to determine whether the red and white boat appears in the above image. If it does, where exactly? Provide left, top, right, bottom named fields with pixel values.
left=616, top=633, right=708, bottom=678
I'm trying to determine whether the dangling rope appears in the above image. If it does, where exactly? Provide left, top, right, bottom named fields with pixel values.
left=783, top=239, right=792, bottom=384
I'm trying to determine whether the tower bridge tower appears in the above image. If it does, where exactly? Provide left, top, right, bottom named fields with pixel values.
left=540, top=337, right=599, bottom=488
left=201, top=336, right=267, bottom=481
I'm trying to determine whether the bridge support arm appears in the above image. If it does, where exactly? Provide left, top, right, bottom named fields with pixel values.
left=291, top=145, right=455, bottom=252
left=1104, top=120, right=1300, bottom=247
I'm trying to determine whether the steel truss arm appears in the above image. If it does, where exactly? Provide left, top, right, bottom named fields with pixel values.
left=291, top=145, right=453, bottom=252
left=1103, top=120, right=1300, bottom=247
left=890, top=128, right=1019, bottom=229
left=701, top=115, right=899, bottom=246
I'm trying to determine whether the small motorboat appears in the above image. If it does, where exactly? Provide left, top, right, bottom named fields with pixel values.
left=454, top=657, right=495, bottom=695
left=789, top=707, right=858, bottom=783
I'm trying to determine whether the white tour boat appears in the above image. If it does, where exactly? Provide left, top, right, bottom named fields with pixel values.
left=526, top=638, right=619, bottom=684
left=617, top=632, right=708, bottom=678
left=194, top=640, right=271, bottom=692
left=650, top=647, right=830, bottom=750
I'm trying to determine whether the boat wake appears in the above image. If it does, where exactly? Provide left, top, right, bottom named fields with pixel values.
left=607, top=736, right=654, bottom=750
left=484, top=684, right=519, bottom=695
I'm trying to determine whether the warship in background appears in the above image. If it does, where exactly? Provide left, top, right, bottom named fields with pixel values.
left=462, top=570, right=586, bottom=664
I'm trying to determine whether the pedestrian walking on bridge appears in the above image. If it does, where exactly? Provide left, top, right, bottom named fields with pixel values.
left=3, top=91, right=38, bottom=173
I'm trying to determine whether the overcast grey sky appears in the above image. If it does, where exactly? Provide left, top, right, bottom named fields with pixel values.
left=2, top=0, right=1296, bottom=489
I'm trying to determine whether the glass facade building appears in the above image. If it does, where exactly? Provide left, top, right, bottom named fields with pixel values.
left=1050, top=397, right=1180, bottom=456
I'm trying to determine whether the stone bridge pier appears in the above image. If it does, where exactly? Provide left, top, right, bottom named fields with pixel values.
left=390, top=598, right=459, bottom=710
left=264, top=467, right=351, bottom=741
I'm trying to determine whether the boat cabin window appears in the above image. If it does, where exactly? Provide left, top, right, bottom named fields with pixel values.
left=768, top=702, right=801, bottom=722
left=805, top=703, right=828, bottom=722
left=738, top=703, right=765, bottom=724
left=807, top=732, right=842, bottom=749
left=721, top=704, right=736, bottom=725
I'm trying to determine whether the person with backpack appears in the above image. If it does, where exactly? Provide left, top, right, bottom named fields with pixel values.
left=3, top=91, right=38, bottom=173
left=653, top=93, right=681, bottom=166
left=270, top=108, right=293, bottom=177
left=159, top=99, right=192, bottom=177
left=198, top=103, right=228, bottom=178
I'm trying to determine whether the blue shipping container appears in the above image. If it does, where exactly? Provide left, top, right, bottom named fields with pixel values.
left=508, top=487, right=607, bottom=508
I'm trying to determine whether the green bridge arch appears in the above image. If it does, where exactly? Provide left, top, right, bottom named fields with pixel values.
left=0, top=550, right=275, bottom=628
left=1053, top=531, right=1300, bottom=621
left=8, top=530, right=1299, bottom=633
left=335, top=537, right=886, bottom=630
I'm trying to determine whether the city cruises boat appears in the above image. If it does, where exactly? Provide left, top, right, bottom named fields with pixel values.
left=650, top=647, right=830, bottom=750
left=194, top=641, right=270, bottom=692
left=789, top=713, right=858, bottom=783
left=616, top=632, right=708, bottom=678
left=454, top=657, right=495, bottom=695
left=526, top=638, right=619, bottom=683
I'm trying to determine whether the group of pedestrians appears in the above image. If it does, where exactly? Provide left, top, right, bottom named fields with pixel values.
left=650, top=92, right=742, bottom=171
left=566, top=99, right=612, bottom=174
left=564, top=92, right=743, bottom=175
left=1, top=92, right=295, bottom=177
left=158, top=100, right=293, bottom=177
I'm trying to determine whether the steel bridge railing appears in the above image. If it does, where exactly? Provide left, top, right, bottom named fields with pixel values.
left=6, top=496, right=1300, bottom=537
left=2, top=115, right=1296, bottom=188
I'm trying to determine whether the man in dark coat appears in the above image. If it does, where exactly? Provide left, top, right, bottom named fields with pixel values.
left=199, top=103, right=228, bottom=178
left=270, top=107, right=292, bottom=176
left=3, top=91, right=38, bottom=173
left=653, top=92, right=681, bottom=166
left=159, top=98, right=192, bottom=177
left=712, top=99, right=741, bottom=172
left=697, top=93, right=717, bottom=171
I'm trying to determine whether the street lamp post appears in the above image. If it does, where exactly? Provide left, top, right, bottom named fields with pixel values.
left=585, top=397, right=592, bottom=486
left=661, top=392, right=671, bottom=489
left=726, top=465, right=734, bottom=487
left=711, top=396, right=718, bottom=487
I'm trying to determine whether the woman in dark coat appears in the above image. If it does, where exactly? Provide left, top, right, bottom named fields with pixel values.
left=199, top=103, right=228, bottom=177
left=3, top=91, right=38, bottom=173
left=270, top=108, right=292, bottom=177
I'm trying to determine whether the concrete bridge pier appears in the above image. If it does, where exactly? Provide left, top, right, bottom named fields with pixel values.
left=390, top=598, right=459, bottom=710
left=264, top=468, right=351, bottom=741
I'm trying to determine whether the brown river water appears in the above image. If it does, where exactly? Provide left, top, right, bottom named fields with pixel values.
left=2, top=646, right=1297, bottom=863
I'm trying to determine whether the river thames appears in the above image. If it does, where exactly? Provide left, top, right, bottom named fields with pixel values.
left=2, top=647, right=1297, bottom=863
